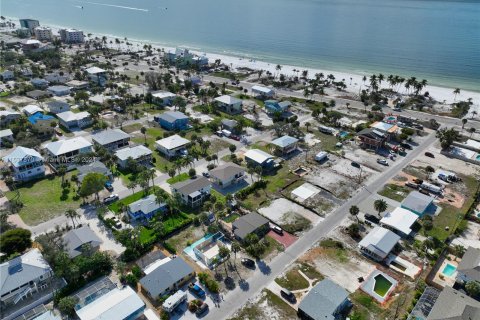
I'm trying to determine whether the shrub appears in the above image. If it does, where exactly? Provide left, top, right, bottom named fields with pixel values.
left=163, top=241, right=176, bottom=254
left=236, top=180, right=267, bottom=200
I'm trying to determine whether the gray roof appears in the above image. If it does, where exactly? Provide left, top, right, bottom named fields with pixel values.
left=457, top=247, right=480, bottom=282
left=139, top=257, right=194, bottom=297
left=172, top=176, right=211, bottom=196
left=157, top=111, right=188, bottom=123
left=3, top=146, right=43, bottom=167
left=427, top=286, right=480, bottom=320
left=209, top=163, right=244, bottom=181
left=91, top=129, right=130, bottom=146
left=271, top=135, right=299, bottom=148
left=137, top=250, right=167, bottom=270
left=63, top=226, right=102, bottom=258
left=402, top=191, right=434, bottom=213
left=0, top=249, right=52, bottom=296
left=232, top=212, right=269, bottom=240
left=115, top=145, right=152, bottom=161
left=128, top=194, right=166, bottom=215
left=358, top=226, right=400, bottom=259
left=298, top=279, right=349, bottom=320
left=221, top=119, right=238, bottom=128
left=47, top=100, right=70, bottom=109
left=77, top=161, right=112, bottom=182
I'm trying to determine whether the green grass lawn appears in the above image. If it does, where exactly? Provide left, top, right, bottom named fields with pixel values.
left=223, top=213, right=240, bottom=223
left=6, top=172, right=81, bottom=226
left=316, top=132, right=340, bottom=152
left=275, top=267, right=309, bottom=290
left=121, top=123, right=143, bottom=133
left=139, top=227, right=156, bottom=244
left=350, top=291, right=383, bottom=316
left=131, top=127, right=172, bottom=173
left=377, top=184, right=410, bottom=202
left=211, top=189, right=227, bottom=204
left=166, top=173, right=190, bottom=184
left=211, top=71, right=248, bottom=80
left=163, top=211, right=192, bottom=234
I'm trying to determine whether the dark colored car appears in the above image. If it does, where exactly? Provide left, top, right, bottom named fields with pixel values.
left=241, top=258, right=255, bottom=268
left=105, top=181, right=114, bottom=192
left=425, top=152, right=434, bottom=158
left=280, top=288, right=296, bottom=303
left=364, top=213, right=380, bottom=224
left=188, top=283, right=206, bottom=299
left=351, top=161, right=361, bottom=168
left=196, top=303, right=209, bottom=316
left=401, top=143, right=413, bottom=150
left=202, top=172, right=210, bottom=178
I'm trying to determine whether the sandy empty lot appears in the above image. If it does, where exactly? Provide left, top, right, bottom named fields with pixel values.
left=259, top=198, right=321, bottom=225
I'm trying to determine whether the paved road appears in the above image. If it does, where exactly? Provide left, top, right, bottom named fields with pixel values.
left=206, top=132, right=437, bottom=319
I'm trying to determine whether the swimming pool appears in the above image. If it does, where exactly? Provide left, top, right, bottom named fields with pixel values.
left=183, top=234, right=213, bottom=256
left=339, top=131, right=348, bottom=138
left=442, top=263, right=457, bottom=277
left=373, top=274, right=393, bottom=297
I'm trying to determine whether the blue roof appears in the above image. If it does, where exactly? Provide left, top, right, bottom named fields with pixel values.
left=28, top=112, right=55, bottom=124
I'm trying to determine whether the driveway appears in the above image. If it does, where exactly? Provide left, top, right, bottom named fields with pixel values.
left=267, top=230, right=297, bottom=249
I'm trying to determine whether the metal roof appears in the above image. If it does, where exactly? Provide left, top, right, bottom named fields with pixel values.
left=0, top=129, right=13, bottom=138
left=156, top=111, right=188, bottom=123
left=171, top=176, right=211, bottom=196
left=298, top=279, right=349, bottom=320
left=209, top=163, right=245, bottom=181
left=358, top=226, right=400, bottom=259
left=215, top=95, right=242, bottom=105
left=91, top=129, right=130, bottom=146
left=45, top=137, right=92, bottom=156
left=85, top=66, right=106, bottom=74
left=128, top=194, right=166, bottom=216
left=251, top=85, right=274, bottom=94
left=155, top=134, right=190, bottom=150
left=56, top=111, right=90, bottom=122
left=271, top=135, right=299, bottom=148
left=380, top=207, right=418, bottom=235
left=115, top=145, right=152, bottom=161
left=3, top=146, right=43, bottom=167
left=244, top=149, right=274, bottom=164
left=151, top=91, right=176, bottom=99
left=401, top=191, right=434, bottom=214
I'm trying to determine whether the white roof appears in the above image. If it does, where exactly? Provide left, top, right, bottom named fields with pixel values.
left=45, top=137, right=92, bottom=156
left=115, top=145, right=152, bottom=161
left=152, top=91, right=176, bottom=99
left=76, top=287, right=145, bottom=320
left=359, top=226, right=400, bottom=259
left=155, top=134, right=190, bottom=150
left=56, top=111, right=90, bottom=122
left=465, top=139, right=480, bottom=151
left=0, top=129, right=13, bottom=138
left=143, top=309, right=160, bottom=320
left=22, top=104, right=43, bottom=115
left=144, top=257, right=172, bottom=275
left=251, top=85, right=274, bottom=94
left=85, top=66, right=106, bottom=74
left=214, top=95, right=242, bottom=105
left=3, top=146, right=43, bottom=167
left=25, top=39, right=41, bottom=45
left=244, top=149, right=274, bottom=164
left=380, top=207, right=418, bottom=235
left=371, top=121, right=394, bottom=132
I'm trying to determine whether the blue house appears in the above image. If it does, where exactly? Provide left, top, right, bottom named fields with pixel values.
left=264, top=100, right=291, bottom=114
left=154, top=111, right=189, bottom=131
left=127, top=194, right=168, bottom=221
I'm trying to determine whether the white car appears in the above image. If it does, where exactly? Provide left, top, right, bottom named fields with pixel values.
left=377, top=158, right=388, bottom=166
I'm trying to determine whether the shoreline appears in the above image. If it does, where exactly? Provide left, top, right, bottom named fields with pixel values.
left=4, top=16, right=480, bottom=114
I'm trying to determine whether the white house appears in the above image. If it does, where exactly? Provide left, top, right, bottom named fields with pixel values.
left=21, top=104, right=43, bottom=116
left=152, top=91, right=176, bottom=106
left=2, top=146, right=45, bottom=181
left=358, top=226, right=401, bottom=261
left=57, top=111, right=92, bottom=130
left=214, top=95, right=243, bottom=114
left=379, top=207, right=418, bottom=237
left=155, top=135, right=190, bottom=159
left=85, top=66, right=107, bottom=86
left=44, top=136, right=93, bottom=170
left=244, top=149, right=275, bottom=168
left=115, top=145, right=153, bottom=169
left=91, top=129, right=130, bottom=151
left=251, top=85, right=275, bottom=99
left=0, top=129, right=14, bottom=143
left=47, top=85, right=71, bottom=96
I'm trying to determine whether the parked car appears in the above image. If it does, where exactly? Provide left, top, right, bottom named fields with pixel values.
left=271, top=225, right=283, bottom=235
left=196, top=303, right=209, bottom=316
left=111, top=217, right=122, bottom=229
left=230, top=134, right=240, bottom=141
left=103, top=194, right=119, bottom=204
left=351, top=161, right=361, bottom=168
left=393, top=107, right=402, bottom=112
left=105, top=181, right=114, bottom=192
left=216, top=130, right=223, bottom=137
left=364, top=213, right=380, bottom=224
left=377, top=158, right=388, bottom=166
left=280, top=288, right=296, bottom=303
left=188, top=283, right=206, bottom=299
left=241, top=258, right=255, bottom=268
left=413, top=178, right=424, bottom=184
left=424, top=152, right=434, bottom=158
left=202, top=172, right=210, bottom=178
left=401, top=143, right=412, bottom=150
left=405, top=182, right=419, bottom=189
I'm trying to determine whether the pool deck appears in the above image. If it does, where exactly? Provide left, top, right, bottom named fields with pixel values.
left=432, top=254, right=458, bottom=288
left=386, top=254, right=422, bottom=280
left=360, top=269, right=398, bottom=304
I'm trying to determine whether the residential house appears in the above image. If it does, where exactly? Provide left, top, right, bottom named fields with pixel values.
left=456, top=247, right=480, bottom=284
left=369, top=121, right=399, bottom=141
left=193, top=232, right=227, bottom=268
left=44, top=137, right=93, bottom=170
left=155, top=134, right=190, bottom=159
left=251, top=85, right=275, bottom=99
left=46, top=101, right=70, bottom=114
left=0, top=70, right=14, bottom=81
left=127, top=194, right=168, bottom=221
left=426, top=286, right=480, bottom=320
left=57, top=111, right=92, bottom=130
left=91, top=129, right=130, bottom=151
left=271, top=135, right=299, bottom=155
left=139, top=257, right=195, bottom=300
left=26, top=90, right=52, bottom=100
left=85, top=66, right=107, bottom=86
left=379, top=207, right=418, bottom=238
left=44, top=72, right=71, bottom=84
left=356, top=128, right=386, bottom=150
left=115, top=145, right=152, bottom=169
left=27, top=113, right=56, bottom=140
left=0, top=129, right=14, bottom=144
left=0, top=249, right=53, bottom=310
left=66, top=80, right=89, bottom=90
left=59, top=28, right=85, bottom=44
left=0, top=111, right=21, bottom=126
left=63, top=226, right=103, bottom=258
left=76, top=286, right=145, bottom=320
left=22, top=105, right=43, bottom=117
left=221, top=119, right=239, bottom=134
left=154, top=111, right=189, bottom=131
left=47, top=85, right=71, bottom=96
left=2, top=146, right=45, bottom=181
left=401, top=191, right=435, bottom=216
left=264, top=100, right=291, bottom=114
left=77, top=161, right=113, bottom=182
left=30, top=78, right=49, bottom=89
left=151, top=91, right=176, bottom=106
left=298, top=279, right=351, bottom=320
left=232, top=212, right=270, bottom=242
left=214, top=95, right=243, bottom=114
left=244, top=149, right=275, bottom=169
left=171, top=176, right=212, bottom=208
left=358, top=226, right=401, bottom=261
left=209, top=163, right=245, bottom=188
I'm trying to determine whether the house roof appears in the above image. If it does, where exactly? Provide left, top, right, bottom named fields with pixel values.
left=370, top=121, right=395, bottom=132
left=47, top=85, right=70, bottom=92
left=3, top=146, right=43, bottom=167
left=298, top=279, right=349, bottom=320
left=401, top=191, right=434, bottom=214
left=0, top=249, right=52, bottom=296
left=115, top=145, right=152, bottom=161
left=92, top=129, right=130, bottom=146
left=271, top=135, right=299, bottom=148
left=215, top=95, right=242, bottom=105
left=137, top=250, right=167, bottom=271
left=22, top=104, right=43, bottom=115
left=139, top=257, right=194, bottom=297
left=155, top=134, right=190, bottom=150
left=0, top=129, right=13, bottom=138
left=209, top=162, right=245, bottom=181
left=128, top=194, right=165, bottom=215
left=45, top=137, right=92, bottom=156
left=157, top=111, right=188, bottom=123
left=151, top=91, right=176, bottom=99
left=358, top=226, right=400, bottom=259
left=244, top=149, right=274, bottom=164
left=63, top=226, right=102, bottom=258
left=56, top=111, right=90, bottom=122
left=232, top=212, right=269, bottom=240
left=171, top=176, right=211, bottom=196
left=380, top=207, right=418, bottom=235
left=357, top=128, right=384, bottom=141
left=457, top=247, right=480, bottom=282
left=427, top=286, right=480, bottom=320
left=221, top=119, right=238, bottom=128
left=77, top=161, right=111, bottom=181
left=251, top=85, right=274, bottom=94
left=47, top=100, right=70, bottom=109
left=27, top=90, right=51, bottom=98
left=85, top=66, right=106, bottom=74
left=76, top=286, right=145, bottom=320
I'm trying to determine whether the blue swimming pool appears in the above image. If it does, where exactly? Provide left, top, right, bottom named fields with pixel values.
left=183, top=234, right=213, bottom=256
left=442, top=263, right=457, bottom=277
left=339, top=131, right=348, bottom=138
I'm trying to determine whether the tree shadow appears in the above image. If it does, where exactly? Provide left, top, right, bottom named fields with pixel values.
left=224, top=276, right=236, bottom=290
left=256, top=260, right=271, bottom=275
left=238, top=279, right=250, bottom=291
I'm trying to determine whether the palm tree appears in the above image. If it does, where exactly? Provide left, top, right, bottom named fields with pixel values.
left=373, top=199, right=387, bottom=216
left=58, top=165, right=67, bottom=186
left=65, top=209, right=80, bottom=228
left=453, top=88, right=461, bottom=101
left=462, top=118, right=467, bottom=130
left=305, top=122, right=311, bottom=132
left=469, top=127, right=476, bottom=138
left=231, top=242, right=241, bottom=265
left=127, top=181, right=137, bottom=195
left=140, top=126, right=147, bottom=144
left=219, top=246, right=231, bottom=276
left=349, top=205, right=360, bottom=222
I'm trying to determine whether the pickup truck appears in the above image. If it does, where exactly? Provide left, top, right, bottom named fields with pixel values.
left=188, top=283, right=206, bottom=299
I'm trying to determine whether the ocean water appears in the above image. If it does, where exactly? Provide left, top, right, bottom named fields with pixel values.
left=2, top=0, right=479, bottom=91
